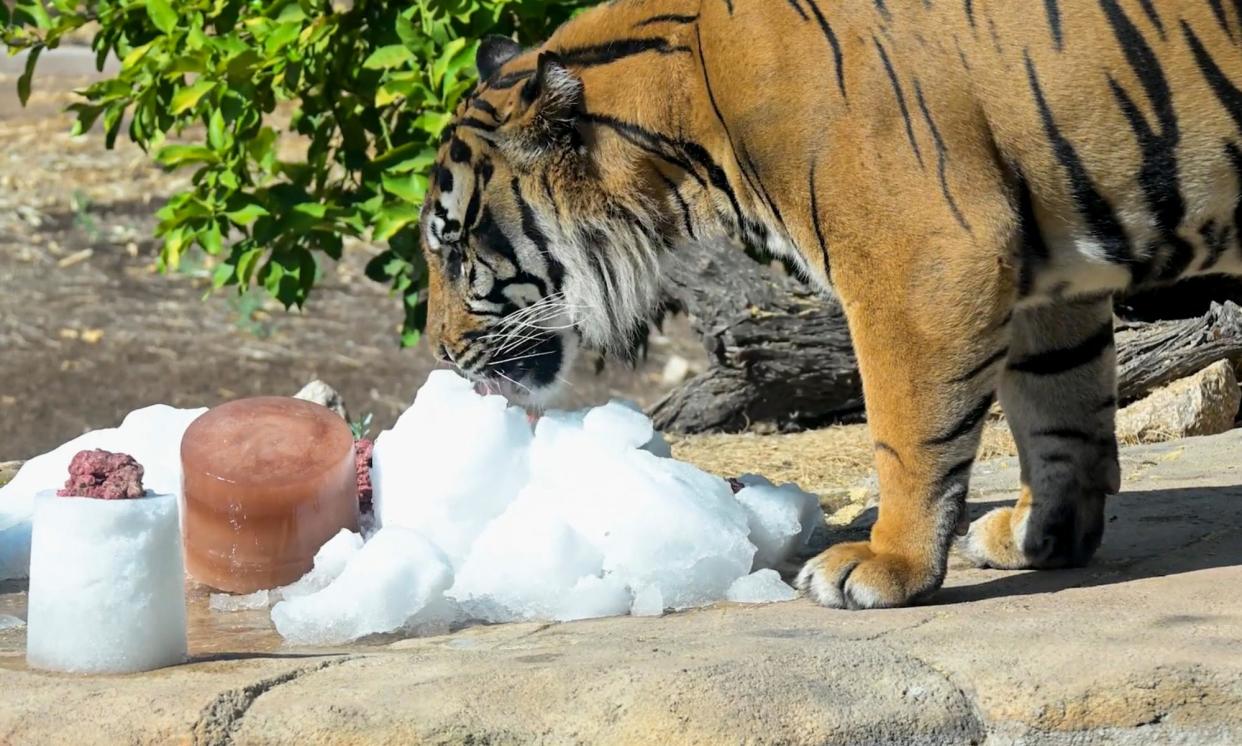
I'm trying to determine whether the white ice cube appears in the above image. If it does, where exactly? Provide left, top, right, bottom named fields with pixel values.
left=734, top=474, right=823, bottom=570
left=372, top=371, right=532, bottom=567
left=0, top=404, right=205, bottom=580
left=630, top=586, right=665, bottom=617
left=270, top=527, right=453, bottom=645
left=274, top=528, right=363, bottom=600
left=450, top=495, right=630, bottom=623
left=527, top=412, right=755, bottom=610
left=26, top=492, right=187, bottom=673
left=726, top=569, right=798, bottom=604
left=209, top=590, right=271, bottom=612
left=608, top=399, right=673, bottom=457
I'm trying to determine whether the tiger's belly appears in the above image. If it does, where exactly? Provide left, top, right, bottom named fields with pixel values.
left=1018, top=189, right=1242, bottom=307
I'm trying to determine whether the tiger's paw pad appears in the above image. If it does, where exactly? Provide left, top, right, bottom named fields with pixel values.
left=795, top=541, right=936, bottom=610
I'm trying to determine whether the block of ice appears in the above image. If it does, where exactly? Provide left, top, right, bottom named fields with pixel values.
left=273, top=528, right=363, bottom=600
left=610, top=399, right=673, bottom=457
left=372, top=371, right=532, bottom=567
left=0, top=614, right=24, bottom=631
left=209, top=590, right=271, bottom=612
left=726, top=569, right=798, bottom=604
left=450, top=495, right=630, bottom=622
left=630, top=585, right=665, bottom=617
left=734, top=474, right=823, bottom=570
left=270, top=527, right=454, bottom=645
left=0, top=404, right=205, bottom=580
left=524, top=411, right=755, bottom=610
left=26, top=492, right=187, bottom=673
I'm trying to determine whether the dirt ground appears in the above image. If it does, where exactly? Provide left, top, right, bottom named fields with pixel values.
left=0, top=49, right=709, bottom=462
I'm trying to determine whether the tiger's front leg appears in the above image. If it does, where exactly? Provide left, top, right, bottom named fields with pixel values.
left=797, top=242, right=1015, bottom=609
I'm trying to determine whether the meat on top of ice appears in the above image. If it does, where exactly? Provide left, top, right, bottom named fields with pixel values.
left=56, top=449, right=145, bottom=499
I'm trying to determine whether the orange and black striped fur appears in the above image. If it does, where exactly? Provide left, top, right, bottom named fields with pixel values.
left=419, top=0, right=1242, bottom=609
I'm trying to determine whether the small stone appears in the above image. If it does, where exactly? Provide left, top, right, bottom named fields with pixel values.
left=660, top=355, right=692, bottom=386
left=355, top=439, right=374, bottom=513
left=293, top=380, right=349, bottom=421
left=1116, top=360, right=1241, bottom=444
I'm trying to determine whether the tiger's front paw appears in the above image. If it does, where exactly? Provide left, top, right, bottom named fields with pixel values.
left=795, top=541, right=941, bottom=610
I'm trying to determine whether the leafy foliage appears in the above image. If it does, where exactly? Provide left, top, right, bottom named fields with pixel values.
left=3, top=0, right=590, bottom=346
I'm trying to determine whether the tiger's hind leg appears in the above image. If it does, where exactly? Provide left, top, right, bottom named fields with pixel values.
left=958, top=297, right=1120, bottom=569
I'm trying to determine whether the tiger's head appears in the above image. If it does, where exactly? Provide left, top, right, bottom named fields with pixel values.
left=420, top=36, right=676, bottom=406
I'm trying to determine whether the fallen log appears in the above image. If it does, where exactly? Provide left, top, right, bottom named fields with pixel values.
left=1116, top=300, right=1242, bottom=402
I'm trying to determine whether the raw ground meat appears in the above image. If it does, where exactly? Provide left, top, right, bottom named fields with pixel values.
left=355, top=439, right=374, bottom=512
left=57, top=449, right=145, bottom=499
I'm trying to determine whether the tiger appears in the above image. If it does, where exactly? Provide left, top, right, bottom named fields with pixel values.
left=418, top=0, right=1242, bottom=610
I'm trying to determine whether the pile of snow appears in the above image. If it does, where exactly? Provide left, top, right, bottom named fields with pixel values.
left=268, top=371, right=819, bottom=644
left=0, top=405, right=205, bottom=580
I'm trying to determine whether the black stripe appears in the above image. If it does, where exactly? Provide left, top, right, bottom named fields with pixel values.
left=986, top=14, right=1005, bottom=54
left=809, top=159, right=831, bottom=279
left=1100, top=0, right=1193, bottom=283
left=512, top=179, right=564, bottom=292
left=803, top=0, right=848, bottom=101
left=458, top=117, right=498, bottom=133
left=1228, top=144, right=1242, bottom=259
left=1014, top=173, right=1050, bottom=296
left=875, top=441, right=904, bottom=465
left=1041, top=452, right=1076, bottom=465
left=1025, top=54, right=1134, bottom=271
left=874, top=37, right=925, bottom=169
left=936, top=457, right=976, bottom=501
left=785, top=0, right=809, bottom=21
left=658, top=172, right=697, bottom=240
left=633, top=13, right=698, bottom=27
left=1234, top=0, right=1242, bottom=39
left=1094, top=396, right=1117, bottom=412
left=1008, top=321, right=1114, bottom=376
left=964, top=0, right=976, bottom=29
left=471, top=97, right=500, bottom=121
left=874, top=0, right=891, bottom=21
left=1031, top=427, right=1095, bottom=442
left=556, top=38, right=691, bottom=69
left=1044, top=0, right=1064, bottom=50
left=742, top=150, right=786, bottom=229
left=1183, top=21, right=1242, bottom=130
left=489, top=69, right=534, bottom=90
left=1209, top=0, right=1235, bottom=40
left=951, top=347, right=1008, bottom=383
left=925, top=394, right=994, bottom=446
left=723, top=0, right=734, bottom=14
left=914, top=81, right=972, bottom=233
left=1197, top=218, right=1227, bottom=270
left=1136, top=0, right=1165, bottom=37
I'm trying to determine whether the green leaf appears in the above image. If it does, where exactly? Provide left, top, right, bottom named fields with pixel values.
left=171, top=80, right=215, bottom=114
left=145, top=0, right=178, bottom=35
left=381, top=172, right=426, bottom=204
left=362, top=45, right=415, bottom=70
left=212, top=262, right=236, bottom=289
left=155, top=144, right=218, bottom=166
left=17, top=47, right=41, bottom=107
left=225, top=203, right=269, bottom=225
left=207, top=109, right=229, bottom=150
left=372, top=204, right=421, bottom=242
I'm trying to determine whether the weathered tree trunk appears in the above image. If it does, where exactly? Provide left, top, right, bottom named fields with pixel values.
left=653, top=245, right=862, bottom=433
left=655, top=243, right=1242, bottom=434
left=1116, top=300, right=1242, bottom=401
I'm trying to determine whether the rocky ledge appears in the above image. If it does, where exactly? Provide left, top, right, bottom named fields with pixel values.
left=1, top=431, right=1240, bottom=745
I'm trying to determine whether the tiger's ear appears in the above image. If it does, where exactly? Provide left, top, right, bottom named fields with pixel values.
left=507, top=52, right=584, bottom=157
left=477, top=35, right=522, bottom=81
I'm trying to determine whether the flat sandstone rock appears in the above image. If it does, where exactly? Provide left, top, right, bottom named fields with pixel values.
left=2, top=431, right=1241, bottom=744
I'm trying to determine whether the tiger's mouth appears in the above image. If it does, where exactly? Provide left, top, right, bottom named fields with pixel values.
left=461, top=331, right=574, bottom=410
